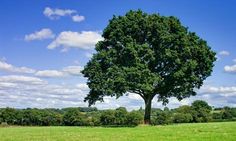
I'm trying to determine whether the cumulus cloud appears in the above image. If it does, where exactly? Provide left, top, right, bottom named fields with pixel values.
left=0, top=60, right=35, bottom=74
left=1, top=60, right=236, bottom=109
left=0, top=79, right=88, bottom=108
left=1, top=77, right=236, bottom=109
left=24, top=28, right=55, bottom=41
left=35, top=70, right=65, bottom=78
left=224, top=64, right=236, bottom=73
left=0, top=60, right=83, bottom=77
left=62, top=66, right=83, bottom=76
left=76, top=83, right=89, bottom=91
left=0, top=82, right=17, bottom=89
left=219, top=50, right=230, bottom=56
left=0, top=75, right=46, bottom=85
left=47, top=31, right=103, bottom=50
left=127, top=92, right=142, bottom=100
left=43, top=7, right=84, bottom=22
left=72, top=15, right=85, bottom=22
left=162, top=85, right=236, bottom=109
left=43, top=7, right=76, bottom=19
left=34, top=66, right=83, bottom=78
left=200, top=85, right=236, bottom=95
left=0, top=59, right=85, bottom=78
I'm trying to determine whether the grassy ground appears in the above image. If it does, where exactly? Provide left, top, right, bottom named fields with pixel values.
left=0, top=122, right=236, bottom=141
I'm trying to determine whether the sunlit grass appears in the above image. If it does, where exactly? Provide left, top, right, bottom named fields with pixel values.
left=0, top=122, right=236, bottom=141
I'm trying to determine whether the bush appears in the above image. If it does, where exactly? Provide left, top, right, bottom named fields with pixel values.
left=114, top=107, right=128, bottom=125
left=100, top=110, right=116, bottom=125
left=63, top=109, right=88, bottom=126
left=212, top=112, right=222, bottom=120
left=191, top=100, right=212, bottom=122
left=100, top=109, right=142, bottom=126
left=87, top=112, right=101, bottom=126
left=126, top=111, right=143, bottom=126
left=173, top=113, right=193, bottom=123
left=1, top=108, right=19, bottom=125
left=152, top=110, right=172, bottom=125
left=221, top=107, right=233, bottom=119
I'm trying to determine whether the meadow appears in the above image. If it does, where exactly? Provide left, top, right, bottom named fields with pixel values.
left=0, top=122, right=236, bottom=141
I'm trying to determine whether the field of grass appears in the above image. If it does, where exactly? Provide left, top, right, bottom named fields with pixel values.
left=0, top=122, right=236, bottom=141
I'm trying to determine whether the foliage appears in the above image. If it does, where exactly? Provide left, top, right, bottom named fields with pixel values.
left=126, top=111, right=143, bottom=126
left=152, top=109, right=172, bottom=125
left=100, top=110, right=116, bottom=125
left=1, top=100, right=236, bottom=126
left=63, top=109, right=88, bottom=126
left=173, top=113, right=193, bottom=123
left=191, top=100, right=212, bottom=122
left=114, top=107, right=128, bottom=125
left=100, top=107, right=143, bottom=126
left=82, top=10, right=216, bottom=124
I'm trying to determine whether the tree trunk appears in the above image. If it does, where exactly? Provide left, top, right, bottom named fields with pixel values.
left=144, top=97, right=152, bottom=124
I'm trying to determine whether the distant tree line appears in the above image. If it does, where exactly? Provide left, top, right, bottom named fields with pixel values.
left=1, top=100, right=236, bottom=126
left=151, top=100, right=236, bottom=125
left=0, top=107, right=142, bottom=126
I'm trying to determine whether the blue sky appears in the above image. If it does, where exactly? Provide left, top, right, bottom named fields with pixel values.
left=0, top=0, right=236, bottom=109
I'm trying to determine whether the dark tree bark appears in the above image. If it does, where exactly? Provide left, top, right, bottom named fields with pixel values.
left=144, top=96, right=154, bottom=124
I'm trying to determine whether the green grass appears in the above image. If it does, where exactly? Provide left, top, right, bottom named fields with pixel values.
left=0, top=122, right=236, bottom=141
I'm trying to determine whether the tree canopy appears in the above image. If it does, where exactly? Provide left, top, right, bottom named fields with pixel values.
left=82, top=10, right=216, bottom=124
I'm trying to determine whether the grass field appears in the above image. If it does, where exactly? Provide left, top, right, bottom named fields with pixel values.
left=0, top=122, right=236, bottom=141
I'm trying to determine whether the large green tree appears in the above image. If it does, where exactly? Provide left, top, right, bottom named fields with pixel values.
left=82, top=10, right=216, bottom=124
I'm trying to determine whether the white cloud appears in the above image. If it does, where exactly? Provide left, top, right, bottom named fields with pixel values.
left=0, top=78, right=87, bottom=108
left=219, top=50, right=230, bottom=56
left=43, top=7, right=84, bottom=22
left=233, top=59, right=236, bottom=63
left=127, top=93, right=142, bottom=100
left=167, top=98, right=191, bottom=107
left=0, top=60, right=35, bottom=74
left=43, top=7, right=76, bottom=20
left=47, top=31, right=103, bottom=50
left=0, top=75, right=46, bottom=85
left=62, top=66, right=83, bottom=75
left=35, top=70, right=65, bottom=78
left=0, top=60, right=83, bottom=77
left=224, top=64, right=236, bottom=73
left=72, top=15, right=85, bottom=22
left=0, top=82, right=17, bottom=88
left=200, top=85, right=236, bottom=95
left=34, top=66, right=83, bottom=78
left=24, top=28, right=55, bottom=41
left=76, top=83, right=89, bottom=91
left=1, top=77, right=236, bottom=109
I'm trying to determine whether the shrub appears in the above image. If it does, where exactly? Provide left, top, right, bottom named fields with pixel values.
left=212, top=112, right=222, bottom=120
left=126, top=111, right=143, bottom=126
left=100, top=110, right=116, bottom=125
left=152, top=110, right=172, bottom=125
left=191, top=100, right=212, bottom=122
left=114, top=107, right=128, bottom=125
left=173, top=113, right=193, bottom=123
left=63, top=109, right=88, bottom=126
